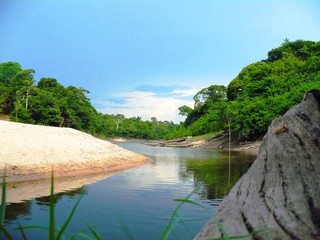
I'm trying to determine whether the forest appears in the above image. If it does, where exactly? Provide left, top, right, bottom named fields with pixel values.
left=0, top=62, right=180, bottom=139
left=180, top=39, right=320, bottom=140
left=0, top=39, right=319, bottom=141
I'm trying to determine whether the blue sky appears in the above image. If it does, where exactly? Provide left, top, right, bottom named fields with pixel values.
left=1, top=0, right=320, bottom=122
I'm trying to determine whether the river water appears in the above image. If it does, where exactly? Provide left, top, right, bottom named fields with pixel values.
left=3, top=142, right=255, bottom=239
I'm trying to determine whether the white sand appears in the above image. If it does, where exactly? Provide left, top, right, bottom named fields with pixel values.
left=0, top=120, right=149, bottom=183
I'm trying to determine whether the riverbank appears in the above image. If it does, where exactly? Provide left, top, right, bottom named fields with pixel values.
left=0, top=120, right=149, bottom=184
left=128, top=134, right=261, bottom=156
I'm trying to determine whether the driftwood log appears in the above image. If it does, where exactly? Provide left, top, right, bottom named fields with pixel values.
left=195, top=90, right=320, bottom=240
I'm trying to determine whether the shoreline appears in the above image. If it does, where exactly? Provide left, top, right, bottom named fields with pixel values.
left=0, top=120, right=150, bottom=184
left=231, top=141, right=261, bottom=156
left=1, top=120, right=259, bottom=202
left=114, top=136, right=262, bottom=157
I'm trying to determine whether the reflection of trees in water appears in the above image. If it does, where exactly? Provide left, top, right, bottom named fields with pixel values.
left=5, top=201, right=32, bottom=223
left=4, top=186, right=87, bottom=222
left=187, top=153, right=255, bottom=201
left=35, top=186, right=87, bottom=206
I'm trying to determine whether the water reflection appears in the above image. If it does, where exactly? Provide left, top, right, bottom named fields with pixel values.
left=5, top=201, right=32, bottom=223
left=2, top=171, right=114, bottom=203
left=3, top=143, right=256, bottom=239
left=4, top=186, right=86, bottom=223
left=35, top=186, right=87, bottom=206
left=187, top=151, right=255, bottom=200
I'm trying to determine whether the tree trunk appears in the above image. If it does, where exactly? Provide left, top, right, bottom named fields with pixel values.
left=195, top=90, right=320, bottom=240
left=25, top=88, right=30, bottom=109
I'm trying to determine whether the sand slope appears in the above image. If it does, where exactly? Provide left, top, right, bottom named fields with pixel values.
left=0, top=120, right=149, bottom=183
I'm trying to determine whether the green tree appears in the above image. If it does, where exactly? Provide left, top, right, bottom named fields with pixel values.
left=178, top=105, right=192, bottom=117
left=9, top=69, right=35, bottom=121
left=0, top=62, right=23, bottom=114
left=0, top=62, right=22, bottom=86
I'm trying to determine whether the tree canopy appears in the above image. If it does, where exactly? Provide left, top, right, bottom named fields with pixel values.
left=181, top=39, right=320, bottom=140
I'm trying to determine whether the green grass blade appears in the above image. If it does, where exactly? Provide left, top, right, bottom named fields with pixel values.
left=78, top=232, right=99, bottom=240
left=69, top=235, right=76, bottom=240
left=0, top=169, right=8, bottom=240
left=0, top=225, right=14, bottom=240
left=49, top=169, right=55, bottom=240
left=86, top=224, right=102, bottom=240
left=209, top=220, right=268, bottom=240
left=1, top=168, right=7, bottom=226
left=55, top=195, right=83, bottom=240
left=13, top=225, right=48, bottom=230
left=16, top=221, right=28, bottom=240
left=117, top=212, right=135, bottom=240
left=174, top=198, right=206, bottom=209
left=214, top=220, right=231, bottom=240
left=160, top=191, right=194, bottom=240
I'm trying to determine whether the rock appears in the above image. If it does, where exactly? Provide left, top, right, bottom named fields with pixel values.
left=195, top=90, right=320, bottom=240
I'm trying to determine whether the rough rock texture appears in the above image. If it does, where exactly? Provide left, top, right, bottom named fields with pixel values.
left=195, top=90, right=320, bottom=240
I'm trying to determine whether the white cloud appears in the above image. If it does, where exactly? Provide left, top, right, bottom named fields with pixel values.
left=171, top=87, right=199, bottom=98
left=96, top=89, right=195, bottom=123
left=95, top=76, right=231, bottom=123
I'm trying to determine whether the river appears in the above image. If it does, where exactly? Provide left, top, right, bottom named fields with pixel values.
left=3, top=142, right=255, bottom=239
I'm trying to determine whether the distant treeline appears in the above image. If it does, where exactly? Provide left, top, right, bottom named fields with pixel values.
left=0, top=62, right=182, bottom=139
left=1, top=39, right=319, bottom=140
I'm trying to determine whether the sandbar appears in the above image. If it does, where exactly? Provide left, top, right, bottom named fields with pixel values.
left=0, top=120, right=149, bottom=184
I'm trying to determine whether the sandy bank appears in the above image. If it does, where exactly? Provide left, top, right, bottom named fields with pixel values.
left=142, top=135, right=261, bottom=156
left=0, top=120, right=149, bottom=183
left=231, top=141, right=261, bottom=156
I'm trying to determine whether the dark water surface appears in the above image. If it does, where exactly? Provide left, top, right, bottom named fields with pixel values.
left=3, top=142, right=255, bottom=239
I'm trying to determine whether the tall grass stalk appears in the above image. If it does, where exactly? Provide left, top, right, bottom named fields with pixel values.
left=0, top=168, right=14, bottom=240
left=1, top=168, right=7, bottom=225
left=49, top=169, right=55, bottom=240
left=48, top=169, right=84, bottom=240
left=160, top=190, right=206, bottom=240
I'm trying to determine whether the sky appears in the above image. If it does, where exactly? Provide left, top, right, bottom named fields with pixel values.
left=1, top=0, right=320, bottom=123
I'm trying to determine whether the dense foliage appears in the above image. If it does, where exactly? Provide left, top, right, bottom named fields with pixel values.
left=1, top=39, right=319, bottom=141
left=182, top=39, right=320, bottom=140
left=0, top=62, right=182, bottom=139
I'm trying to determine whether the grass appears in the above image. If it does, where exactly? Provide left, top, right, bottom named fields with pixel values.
left=0, top=169, right=85, bottom=240
left=0, top=170, right=266, bottom=240
left=208, top=220, right=267, bottom=240
left=160, top=190, right=206, bottom=240
left=191, top=132, right=221, bottom=141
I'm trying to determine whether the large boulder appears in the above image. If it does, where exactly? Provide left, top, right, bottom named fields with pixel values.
left=195, top=90, right=320, bottom=240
